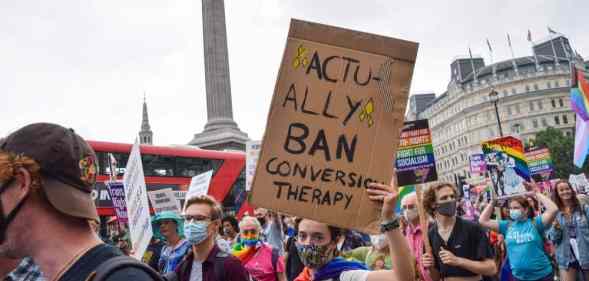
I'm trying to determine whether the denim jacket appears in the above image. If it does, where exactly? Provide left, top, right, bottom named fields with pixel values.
left=547, top=204, right=589, bottom=269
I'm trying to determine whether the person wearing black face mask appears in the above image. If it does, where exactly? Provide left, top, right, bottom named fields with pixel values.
left=421, top=183, right=497, bottom=281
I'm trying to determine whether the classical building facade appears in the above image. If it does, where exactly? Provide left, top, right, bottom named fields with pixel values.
left=416, top=34, right=578, bottom=184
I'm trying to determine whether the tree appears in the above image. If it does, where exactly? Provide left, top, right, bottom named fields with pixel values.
left=532, top=127, right=589, bottom=179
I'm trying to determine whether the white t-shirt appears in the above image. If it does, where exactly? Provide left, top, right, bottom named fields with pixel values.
left=189, top=261, right=203, bottom=281
left=338, top=270, right=370, bottom=281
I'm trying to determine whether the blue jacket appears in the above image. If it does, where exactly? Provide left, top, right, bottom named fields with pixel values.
left=547, top=204, right=589, bottom=269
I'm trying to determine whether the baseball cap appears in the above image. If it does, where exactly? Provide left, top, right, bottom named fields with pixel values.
left=0, top=123, right=99, bottom=221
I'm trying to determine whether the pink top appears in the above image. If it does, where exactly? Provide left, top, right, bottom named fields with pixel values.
left=244, top=244, right=285, bottom=281
left=405, top=224, right=433, bottom=281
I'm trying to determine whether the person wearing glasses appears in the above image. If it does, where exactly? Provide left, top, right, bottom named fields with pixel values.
left=168, top=195, right=249, bottom=281
left=231, top=216, right=286, bottom=281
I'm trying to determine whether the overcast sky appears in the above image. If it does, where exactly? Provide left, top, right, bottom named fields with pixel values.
left=1, top=0, right=587, bottom=145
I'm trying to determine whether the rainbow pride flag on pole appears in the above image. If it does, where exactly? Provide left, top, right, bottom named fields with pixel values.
left=571, top=64, right=589, bottom=168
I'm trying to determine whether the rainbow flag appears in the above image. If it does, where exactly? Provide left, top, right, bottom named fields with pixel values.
left=571, top=64, right=589, bottom=168
left=482, top=136, right=530, bottom=181
left=395, top=185, right=415, bottom=213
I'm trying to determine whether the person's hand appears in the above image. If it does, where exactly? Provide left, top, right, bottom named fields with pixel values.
left=367, top=172, right=399, bottom=220
left=422, top=253, right=435, bottom=268
left=439, top=248, right=462, bottom=266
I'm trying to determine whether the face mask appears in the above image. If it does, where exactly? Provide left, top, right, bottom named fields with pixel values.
left=257, top=217, right=266, bottom=227
left=184, top=221, right=210, bottom=245
left=0, top=179, right=28, bottom=244
left=295, top=243, right=335, bottom=269
left=370, top=234, right=388, bottom=250
left=404, top=208, right=419, bottom=222
left=510, top=209, right=523, bottom=221
left=436, top=201, right=457, bottom=217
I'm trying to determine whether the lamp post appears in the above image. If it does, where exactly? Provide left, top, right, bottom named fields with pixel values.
left=488, top=89, right=503, bottom=137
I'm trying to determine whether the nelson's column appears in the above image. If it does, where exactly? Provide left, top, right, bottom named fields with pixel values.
left=189, top=0, right=249, bottom=150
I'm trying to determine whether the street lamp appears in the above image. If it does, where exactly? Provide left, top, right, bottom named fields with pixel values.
left=488, top=89, right=504, bottom=137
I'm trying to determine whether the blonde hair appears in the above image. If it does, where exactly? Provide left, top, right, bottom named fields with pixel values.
left=184, top=195, right=223, bottom=220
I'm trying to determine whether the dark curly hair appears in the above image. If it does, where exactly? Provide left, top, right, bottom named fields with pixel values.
left=423, top=182, right=458, bottom=216
left=221, top=215, right=240, bottom=233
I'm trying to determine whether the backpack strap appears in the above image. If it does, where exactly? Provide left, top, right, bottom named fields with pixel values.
left=214, top=251, right=230, bottom=281
left=86, top=256, right=163, bottom=281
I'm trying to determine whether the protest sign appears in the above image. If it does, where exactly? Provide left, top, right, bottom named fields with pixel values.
left=123, top=139, right=153, bottom=260
left=185, top=170, right=214, bottom=207
left=250, top=19, right=418, bottom=233
left=246, top=141, right=262, bottom=191
left=482, top=136, right=531, bottom=199
left=569, top=173, right=589, bottom=194
left=525, top=147, right=554, bottom=181
left=395, top=119, right=437, bottom=186
left=148, top=188, right=181, bottom=214
left=106, top=182, right=128, bottom=223
left=469, top=154, right=487, bottom=175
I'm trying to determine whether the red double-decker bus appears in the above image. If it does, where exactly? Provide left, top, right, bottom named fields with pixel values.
left=88, top=141, right=252, bottom=218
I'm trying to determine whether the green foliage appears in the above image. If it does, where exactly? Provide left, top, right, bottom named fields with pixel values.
left=531, top=127, right=589, bottom=178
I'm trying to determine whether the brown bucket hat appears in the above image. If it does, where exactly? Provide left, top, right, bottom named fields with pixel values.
left=0, top=123, right=99, bottom=221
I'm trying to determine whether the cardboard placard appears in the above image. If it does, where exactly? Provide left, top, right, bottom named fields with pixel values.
left=106, top=182, right=128, bottom=223
left=246, top=141, right=262, bottom=192
left=148, top=188, right=181, bottom=214
left=525, top=147, right=554, bottom=181
left=395, top=119, right=437, bottom=186
left=250, top=19, right=418, bottom=233
left=123, top=139, right=153, bottom=260
left=569, top=173, right=589, bottom=194
left=469, top=154, right=487, bottom=175
left=482, top=136, right=531, bottom=199
left=185, top=170, right=214, bottom=206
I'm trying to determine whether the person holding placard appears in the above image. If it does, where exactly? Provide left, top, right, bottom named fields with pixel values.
left=421, top=183, right=496, bottom=281
left=291, top=181, right=415, bottom=281
left=479, top=182, right=558, bottom=281
left=547, top=180, right=589, bottom=281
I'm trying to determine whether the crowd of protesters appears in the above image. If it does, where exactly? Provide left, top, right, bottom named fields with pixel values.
left=2, top=123, right=589, bottom=281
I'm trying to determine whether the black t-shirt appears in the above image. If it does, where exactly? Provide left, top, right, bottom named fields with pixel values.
left=59, top=244, right=157, bottom=281
left=428, top=217, right=494, bottom=278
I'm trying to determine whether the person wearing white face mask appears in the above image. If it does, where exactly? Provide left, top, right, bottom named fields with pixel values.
left=342, top=234, right=393, bottom=270
left=401, top=193, right=432, bottom=281
left=165, top=195, right=249, bottom=281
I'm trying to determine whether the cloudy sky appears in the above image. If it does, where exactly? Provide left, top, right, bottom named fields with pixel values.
left=1, top=0, right=587, bottom=145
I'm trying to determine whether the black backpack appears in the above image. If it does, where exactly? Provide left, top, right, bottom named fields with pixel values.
left=85, top=256, right=164, bottom=281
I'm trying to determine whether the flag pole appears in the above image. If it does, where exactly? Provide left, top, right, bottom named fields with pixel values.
left=507, top=33, right=519, bottom=76
left=415, top=184, right=432, bottom=254
left=469, top=47, right=478, bottom=82
left=548, top=27, right=560, bottom=66
left=528, top=29, right=541, bottom=71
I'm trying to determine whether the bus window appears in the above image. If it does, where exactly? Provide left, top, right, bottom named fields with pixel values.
left=96, top=152, right=129, bottom=176
left=175, top=157, right=223, bottom=177
left=142, top=154, right=175, bottom=177
left=222, top=169, right=246, bottom=214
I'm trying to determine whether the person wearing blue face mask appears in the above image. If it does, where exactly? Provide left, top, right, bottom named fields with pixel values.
left=479, top=181, right=559, bottom=281
left=165, top=195, right=249, bottom=281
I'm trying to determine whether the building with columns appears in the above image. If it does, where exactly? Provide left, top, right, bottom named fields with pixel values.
left=415, top=33, right=579, bottom=184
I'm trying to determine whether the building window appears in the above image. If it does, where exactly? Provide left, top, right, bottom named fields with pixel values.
left=565, top=131, right=572, bottom=137
left=515, top=104, right=521, bottom=114
left=512, top=88, right=517, bottom=95
left=555, top=80, right=560, bottom=87
left=554, top=116, right=560, bottom=125
left=559, top=98, right=564, bottom=107
left=503, top=90, right=508, bottom=97
left=534, top=84, right=539, bottom=91
left=538, top=100, right=543, bottom=110
left=507, top=106, right=513, bottom=115
left=526, top=85, right=530, bottom=92
left=551, top=99, right=556, bottom=108
left=541, top=118, right=548, bottom=127
left=532, top=119, right=538, bottom=128
left=529, top=101, right=535, bottom=112
left=563, top=115, right=568, bottom=124
left=547, top=81, right=552, bottom=88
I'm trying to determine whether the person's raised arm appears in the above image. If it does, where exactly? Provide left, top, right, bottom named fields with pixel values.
left=478, top=199, right=499, bottom=231
left=366, top=179, right=415, bottom=281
